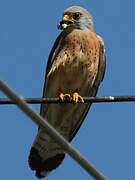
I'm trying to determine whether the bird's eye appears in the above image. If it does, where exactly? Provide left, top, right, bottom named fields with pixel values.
left=73, top=12, right=81, bottom=20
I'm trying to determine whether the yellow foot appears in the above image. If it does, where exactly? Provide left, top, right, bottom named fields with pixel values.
left=72, top=92, right=84, bottom=103
left=59, top=93, right=71, bottom=101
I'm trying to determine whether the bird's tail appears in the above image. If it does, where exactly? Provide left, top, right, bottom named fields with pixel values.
left=28, top=128, right=65, bottom=178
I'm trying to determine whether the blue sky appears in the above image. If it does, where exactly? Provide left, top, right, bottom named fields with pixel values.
left=0, top=0, right=135, bottom=179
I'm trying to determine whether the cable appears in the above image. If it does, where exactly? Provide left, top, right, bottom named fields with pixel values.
left=0, top=78, right=107, bottom=180
left=1, top=95, right=135, bottom=105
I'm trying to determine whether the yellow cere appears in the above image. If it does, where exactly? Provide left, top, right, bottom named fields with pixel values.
left=63, top=14, right=71, bottom=20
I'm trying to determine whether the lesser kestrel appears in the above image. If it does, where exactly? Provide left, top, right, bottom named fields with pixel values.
left=28, top=6, right=106, bottom=178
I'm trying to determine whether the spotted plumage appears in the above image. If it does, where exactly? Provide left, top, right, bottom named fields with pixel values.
left=28, top=6, right=106, bottom=178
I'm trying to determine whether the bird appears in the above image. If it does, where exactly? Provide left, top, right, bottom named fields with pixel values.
left=28, top=6, right=106, bottom=178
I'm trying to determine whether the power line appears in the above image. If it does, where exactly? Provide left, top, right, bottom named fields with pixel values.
left=1, top=95, right=135, bottom=105
left=0, top=78, right=107, bottom=180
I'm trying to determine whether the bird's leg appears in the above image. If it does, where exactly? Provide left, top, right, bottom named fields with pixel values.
left=72, top=92, right=84, bottom=103
left=59, top=93, right=71, bottom=101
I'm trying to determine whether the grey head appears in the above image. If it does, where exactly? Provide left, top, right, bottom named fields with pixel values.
left=58, top=6, right=94, bottom=31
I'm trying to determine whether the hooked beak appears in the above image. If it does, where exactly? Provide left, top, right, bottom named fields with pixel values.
left=57, top=14, right=74, bottom=30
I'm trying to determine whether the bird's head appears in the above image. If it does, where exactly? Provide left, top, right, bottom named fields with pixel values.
left=57, top=6, right=94, bottom=31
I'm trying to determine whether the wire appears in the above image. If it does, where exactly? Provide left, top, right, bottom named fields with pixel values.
left=0, top=78, right=107, bottom=180
left=1, top=95, right=135, bottom=105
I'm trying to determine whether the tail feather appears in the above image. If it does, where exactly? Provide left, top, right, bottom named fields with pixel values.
left=28, top=147, right=65, bottom=178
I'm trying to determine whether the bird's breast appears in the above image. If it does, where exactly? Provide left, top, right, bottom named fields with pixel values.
left=45, top=30, right=100, bottom=97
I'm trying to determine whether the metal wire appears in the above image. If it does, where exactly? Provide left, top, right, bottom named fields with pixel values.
left=0, top=78, right=107, bottom=180
left=1, top=95, right=135, bottom=105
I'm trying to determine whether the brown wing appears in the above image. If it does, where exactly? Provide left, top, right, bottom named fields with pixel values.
left=69, top=35, right=106, bottom=141
left=40, top=32, right=64, bottom=115
left=45, top=32, right=64, bottom=79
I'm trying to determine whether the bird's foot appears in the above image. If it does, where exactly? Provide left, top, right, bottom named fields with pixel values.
left=59, top=93, right=71, bottom=101
left=72, top=92, right=84, bottom=103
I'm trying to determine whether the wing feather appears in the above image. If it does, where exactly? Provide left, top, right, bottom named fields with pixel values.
left=40, top=32, right=64, bottom=115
